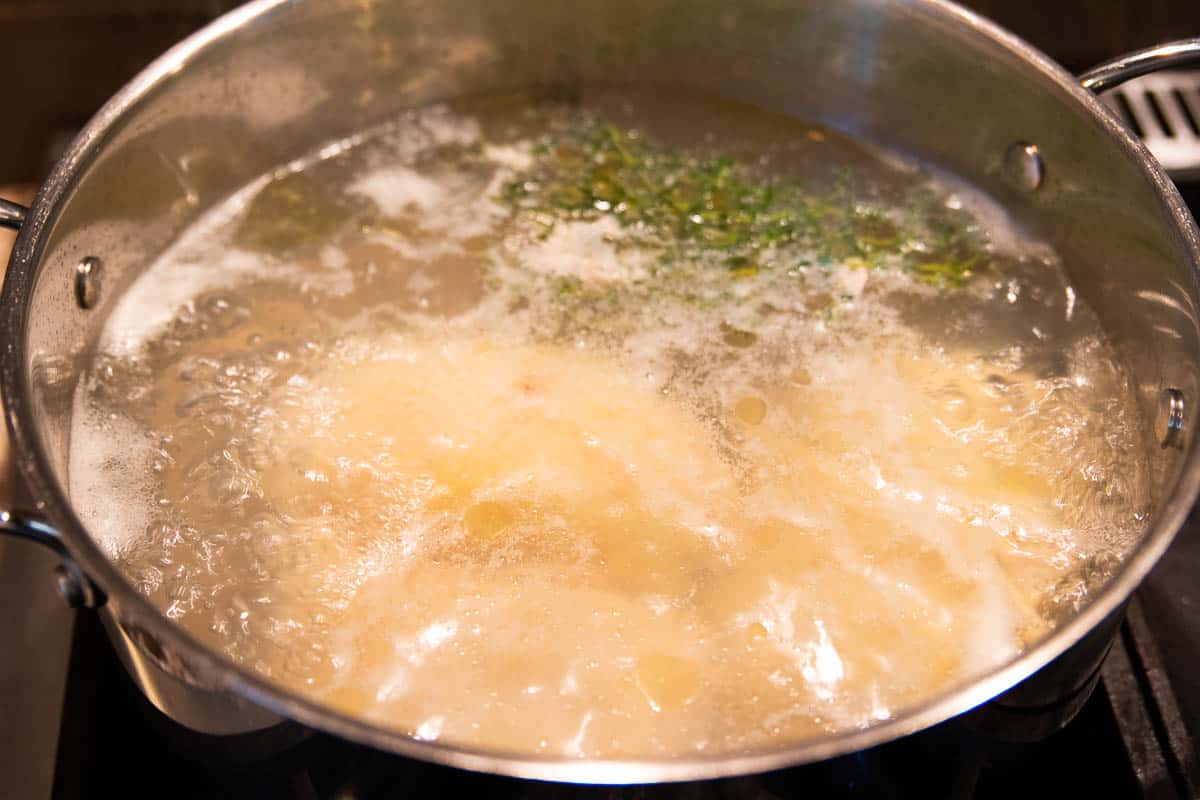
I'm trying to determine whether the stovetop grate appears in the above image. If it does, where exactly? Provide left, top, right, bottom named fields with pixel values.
left=1102, top=71, right=1200, bottom=181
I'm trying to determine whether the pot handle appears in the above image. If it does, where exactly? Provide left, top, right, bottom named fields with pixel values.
left=1080, top=38, right=1200, bottom=93
left=0, top=509, right=106, bottom=607
left=0, top=197, right=27, bottom=231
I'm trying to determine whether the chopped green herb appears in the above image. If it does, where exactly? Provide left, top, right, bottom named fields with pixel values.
left=496, top=116, right=984, bottom=289
left=915, top=259, right=977, bottom=288
left=726, top=255, right=760, bottom=279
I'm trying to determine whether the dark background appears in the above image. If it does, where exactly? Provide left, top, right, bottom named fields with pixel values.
left=2, top=0, right=1199, bottom=184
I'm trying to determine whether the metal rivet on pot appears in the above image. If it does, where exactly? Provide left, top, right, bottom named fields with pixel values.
left=1003, top=142, right=1044, bottom=192
left=1157, top=388, right=1185, bottom=449
left=53, top=564, right=86, bottom=609
left=74, top=256, right=102, bottom=310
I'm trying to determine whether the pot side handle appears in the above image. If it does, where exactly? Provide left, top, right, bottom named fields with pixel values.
left=1080, top=38, right=1200, bottom=94
left=0, top=197, right=27, bottom=231
left=0, top=509, right=106, bottom=607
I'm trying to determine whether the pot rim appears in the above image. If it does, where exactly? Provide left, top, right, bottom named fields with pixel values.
left=4, top=0, right=1200, bottom=784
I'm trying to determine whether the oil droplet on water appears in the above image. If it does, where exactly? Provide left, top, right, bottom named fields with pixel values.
left=735, top=396, right=767, bottom=426
left=636, top=653, right=702, bottom=711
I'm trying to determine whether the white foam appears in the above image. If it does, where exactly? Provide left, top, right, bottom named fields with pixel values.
left=832, top=264, right=869, bottom=297
left=68, top=403, right=154, bottom=557
left=348, top=166, right=450, bottom=217
left=414, top=105, right=482, bottom=149
left=483, top=142, right=534, bottom=171
left=515, top=216, right=651, bottom=281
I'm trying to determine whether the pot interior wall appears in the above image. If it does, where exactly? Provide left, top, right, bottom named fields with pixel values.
left=18, top=0, right=1200, bottom=589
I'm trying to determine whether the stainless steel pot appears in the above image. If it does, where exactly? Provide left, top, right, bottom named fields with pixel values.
left=3, top=0, right=1200, bottom=784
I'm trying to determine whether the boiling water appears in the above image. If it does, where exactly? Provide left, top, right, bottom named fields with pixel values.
left=70, top=93, right=1149, bottom=758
